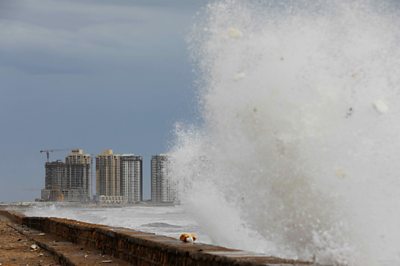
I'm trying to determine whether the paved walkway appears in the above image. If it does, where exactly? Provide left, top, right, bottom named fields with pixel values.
left=0, top=212, right=130, bottom=266
left=0, top=215, right=59, bottom=266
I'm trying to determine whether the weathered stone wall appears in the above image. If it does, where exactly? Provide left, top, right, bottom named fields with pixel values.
left=0, top=209, right=310, bottom=266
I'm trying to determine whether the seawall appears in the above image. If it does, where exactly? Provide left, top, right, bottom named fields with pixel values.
left=0, top=209, right=311, bottom=265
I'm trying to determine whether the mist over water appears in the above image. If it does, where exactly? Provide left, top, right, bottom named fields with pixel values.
left=169, top=1, right=400, bottom=265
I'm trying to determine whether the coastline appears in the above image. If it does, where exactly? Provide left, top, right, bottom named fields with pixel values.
left=0, top=207, right=312, bottom=265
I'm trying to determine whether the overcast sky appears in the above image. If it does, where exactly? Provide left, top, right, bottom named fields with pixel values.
left=0, top=0, right=205, bottom=201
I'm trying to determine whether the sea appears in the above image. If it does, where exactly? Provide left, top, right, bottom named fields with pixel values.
left=20, top=203, right=213, bottom=245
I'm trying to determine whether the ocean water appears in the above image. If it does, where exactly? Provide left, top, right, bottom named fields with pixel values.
left=168, top=0, right=400, bottom=265
left=23, top=204, right=212, bottom=244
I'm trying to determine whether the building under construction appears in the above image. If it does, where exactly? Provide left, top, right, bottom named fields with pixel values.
left=41, top=149, right=92, bottom=202
left=63, top=149, right=91, bottom=202
left=41, top=160, right=65, bottom=201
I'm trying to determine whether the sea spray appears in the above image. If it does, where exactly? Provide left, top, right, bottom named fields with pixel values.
left=169, top=1, right=400, bottom=265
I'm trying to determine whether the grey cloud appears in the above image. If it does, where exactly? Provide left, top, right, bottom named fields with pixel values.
left=0, top=0, right=196, bottom=74
left=0, top=0, right=19, bottom=16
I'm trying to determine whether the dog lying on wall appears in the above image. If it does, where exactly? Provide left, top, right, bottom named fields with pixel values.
left=179, top=233, right=197, bottom=243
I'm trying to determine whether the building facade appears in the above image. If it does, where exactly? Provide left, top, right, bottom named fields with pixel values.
left=151, top=154, right=176, bottom=203
left=96, top=149, right=121, bottom=198
left=64, top=149, right=91, bottom=202
left=41, top=149, right=91, bottom=202
left=96, top=150, right=142, bottom=204
left=120, top=155, right=143, bottom=203
left=41, top=160, right=65, bottom=201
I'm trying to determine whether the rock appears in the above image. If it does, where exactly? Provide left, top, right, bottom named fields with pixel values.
left=30, top=244, right=39, bottom=251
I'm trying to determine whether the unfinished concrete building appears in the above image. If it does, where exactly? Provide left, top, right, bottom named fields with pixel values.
left=41, top=149, right=92, bottom=202
left=41, top=160, right=65, bottom=201
left=63, top=149, right=91, bottom=202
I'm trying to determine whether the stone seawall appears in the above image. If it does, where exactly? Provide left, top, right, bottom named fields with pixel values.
left=0, top=209, right=311, bottom=266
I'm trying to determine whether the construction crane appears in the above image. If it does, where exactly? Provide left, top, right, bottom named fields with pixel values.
left=40, top=149, right=71, bottom=162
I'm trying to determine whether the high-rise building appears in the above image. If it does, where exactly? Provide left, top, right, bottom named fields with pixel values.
left=63, top=149, right=91, bottom=202
left=151, top=154, right=176, bottom=203
left=41, top=160, right=64, bottom=201
left=96, top=149, right=121, bottom=201
left=120, top=155, right=143, bottom=203
left=96, top=150, right=143, bottom=204
left=41, top=148, right=92, bottom=202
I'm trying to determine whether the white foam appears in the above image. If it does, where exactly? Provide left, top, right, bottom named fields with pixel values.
left=170, top=1, right=400, bottom=265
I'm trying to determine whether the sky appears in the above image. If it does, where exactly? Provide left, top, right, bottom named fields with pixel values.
left=0, top=0, right=205, bottom=201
